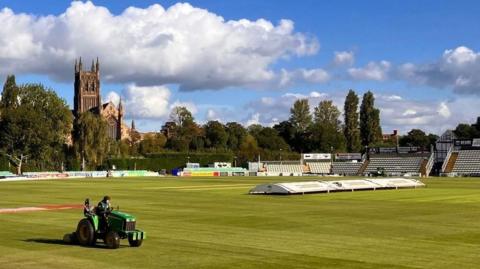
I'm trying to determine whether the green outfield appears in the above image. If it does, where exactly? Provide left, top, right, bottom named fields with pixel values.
left=1, top=177, right=480, bottom=269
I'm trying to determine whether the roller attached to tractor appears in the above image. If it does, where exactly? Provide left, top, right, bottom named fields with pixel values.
left=64, top=198, right=146, bottom=249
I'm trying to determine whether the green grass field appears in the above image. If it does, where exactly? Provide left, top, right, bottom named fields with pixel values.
left=1, top=177, right=480, bottom=269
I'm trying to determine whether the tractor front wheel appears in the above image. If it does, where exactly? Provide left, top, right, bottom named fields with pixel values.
left=76, top=219, right=95, bottom=246
left=128, top=237, right=143, bottom=247
left=105, top=231, right=120, bottom=249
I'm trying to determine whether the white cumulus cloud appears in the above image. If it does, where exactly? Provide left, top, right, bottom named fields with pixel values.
left=437, top=102, right=451, bottom=118
left=104, top=91, right=120, bottom=106
left=242, top=91, right=480, bottom=134
left=333, top=51, right=355, bottom=66
left=206, top=109, right=220, bottom=121
left=397, top=46, right=480, bottom=95
left=348, top=61, right=391, bottom=81
left=444, top=46, right=479, bottom=65
left=123, top=84, right=171, bottom=119
left=279, top=68, right=330, bottom=87
left=169, top=100, right=198, bottom=115
left=375, top=93, right=480, bottom=134
left=246, top=113, right=261, bottom=126
left=0, top=1, right=320, bottom=91
left=244, top=90, right=336, bottom=126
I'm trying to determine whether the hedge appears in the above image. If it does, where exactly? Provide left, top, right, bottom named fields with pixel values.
left=107, top=152, right=234, bottom=171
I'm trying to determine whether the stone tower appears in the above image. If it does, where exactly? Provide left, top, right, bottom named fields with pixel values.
left=74, top=57, right=102, bottom=116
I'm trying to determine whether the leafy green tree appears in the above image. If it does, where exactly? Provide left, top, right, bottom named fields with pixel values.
left=289, top=99, right=312, bottom=133
left=205, top=120, right=228, bottom=149
left=454, top=123, right=480, bottom=139
left=189, top=135, right=206, bottom=151
left=225, top=122, right=247, bottom=151
left=126, top=128, right=142, bottom=156
left=314, top=100, right=341, bottom=126
left=343, top=90, right=361, bottom=152
left=254, top=127, right=290, bottom=151
left=169, top=106, right=194, bottom=127
left=139, top=133, right=167, bottom=155
left=73, top=112, right=109, bottom=170
left=0, top=83, right=72, bottom=174
left=475, top=117, right=480, bottom=132
left=428, top=134, right=439, bottom=147
left=308, top=124, right=346, bottom=153
left=168, top=137, right=190, bottom=152
left=167, top=106, right=202, bottom=151
left=238, top=134, right=260, bottom=165
left=247, top=124, right=264, bottom=138
left=128, top=129, right=142, bottom=146
left=309, top=100, right=346, bottom=152
left=274, top=121, right=296, bottom=146
left=107, top=139, right=130, bottom=158
left=118, top=140, right=131, bottom=156
left=360, top=91, right=382, bottom=146
left=274, top=120, right=310, bottom=152
left=399, top=129, right=430, bottom=148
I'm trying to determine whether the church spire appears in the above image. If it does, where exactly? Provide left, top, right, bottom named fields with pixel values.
left=91, top=59, right=95, bottom=72
left=118, top=97, right=124, bottom=116
left=117, top=97, right=124, bottom=141
left=78, top=57, right=83, bottom=71
left=74, top=59, right=78, bottom=72
left=96, top=57, right=100, bottom=74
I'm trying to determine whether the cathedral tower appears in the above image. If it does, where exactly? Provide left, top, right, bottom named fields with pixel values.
left=74, top=57, right=102, bottom=116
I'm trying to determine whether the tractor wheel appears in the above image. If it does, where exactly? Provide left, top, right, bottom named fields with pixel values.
left=105, top=231, right=120, bottom=249
left=76, top=219, right=95, bottom=246
left=128, top=237, right=143, bottom=247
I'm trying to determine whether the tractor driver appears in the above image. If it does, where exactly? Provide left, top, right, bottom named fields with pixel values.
left=96, top=196, right=112, bottom=232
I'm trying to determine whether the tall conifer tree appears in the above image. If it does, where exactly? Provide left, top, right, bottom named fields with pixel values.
left=0, top=75, right=18, bottom=109
left=343, top=90, right=361, bottom=152
left=360, top=91, right=382, bottom=146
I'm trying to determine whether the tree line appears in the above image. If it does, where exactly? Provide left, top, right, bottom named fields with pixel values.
left=1, top=75, right=474, bottom=173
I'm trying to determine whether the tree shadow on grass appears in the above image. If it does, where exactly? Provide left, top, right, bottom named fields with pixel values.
left=23, top=238, right=127, bottom=249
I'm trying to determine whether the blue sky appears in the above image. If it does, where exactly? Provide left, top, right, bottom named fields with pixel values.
left=1, top=0, right=480, bottom=134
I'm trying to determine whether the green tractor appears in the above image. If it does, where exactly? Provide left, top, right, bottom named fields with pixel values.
left=372, top=167, right=386, bottom=177
left=64, top=198, right=146, bottom=249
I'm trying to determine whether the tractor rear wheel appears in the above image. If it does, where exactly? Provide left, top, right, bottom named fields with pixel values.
left=105, top=231, right=120, bottom=249
left=128, top=237, right=143, bottom=247
left=76, top=219, right=95, bottom=246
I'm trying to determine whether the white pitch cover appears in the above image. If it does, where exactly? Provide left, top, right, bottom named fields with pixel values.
left=249, top=178, right=425, bottom=194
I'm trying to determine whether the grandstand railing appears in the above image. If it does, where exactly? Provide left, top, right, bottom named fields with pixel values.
left=441, top=145, right=453, bottom=173
left=425, top=152, right=435, bottom=177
